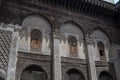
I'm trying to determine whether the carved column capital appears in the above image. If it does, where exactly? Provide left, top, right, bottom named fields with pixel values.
left=53, top=28, right=60, bottom=34
left=85, top=34, right=93, bottom=45
left=53, top=28, right=60, bottom=39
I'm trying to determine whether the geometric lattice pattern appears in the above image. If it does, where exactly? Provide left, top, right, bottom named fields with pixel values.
left=0, top=30, right=12, bottom=69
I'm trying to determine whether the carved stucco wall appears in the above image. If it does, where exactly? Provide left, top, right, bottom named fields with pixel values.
left=91, top=30, right=110, bottom=61
left=0, top=23, right=14, bottom=79
left=60, top=22, right=85, bottom=59
left=0, top=30, right=12, bottom=69
left=18, top=15, right=51, bottom=55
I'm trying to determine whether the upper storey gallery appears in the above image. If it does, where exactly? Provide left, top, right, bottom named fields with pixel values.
left=0, top=0, right=119, bottom=62
left=18, top=14, right=111, bottom=62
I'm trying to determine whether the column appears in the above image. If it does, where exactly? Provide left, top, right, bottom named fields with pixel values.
left=52, top=29, right=61, bottom=80
left=85, top=36, right=98, bottom=80
left=6, top=25, right=20, bottom=80
left=110, top=44, right=120, bottom=80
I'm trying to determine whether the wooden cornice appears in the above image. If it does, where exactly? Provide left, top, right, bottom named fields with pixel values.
left=1, top=0, right=118, bottom=21
left=21, top=0, right=116, bottom=20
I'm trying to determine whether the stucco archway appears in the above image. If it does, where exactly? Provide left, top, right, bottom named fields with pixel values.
left=20, top=65, right=47, bottom=80
left=60, top=21, right=85, bottom=59
left=99, top=71, right=114, bottom=80
left=91, top=29, right=110, bottom=61
left=65, top=68, right=85, bottom=80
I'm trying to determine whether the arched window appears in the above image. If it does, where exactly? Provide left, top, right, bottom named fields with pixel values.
left=97, top=41, right=106, bottom=61
left=68, top=36, right=78, bottom=57
left=31, top=29, right=42, bottom=51
left=65, top=69, right=85, bottom=80
left=99, top=71, right=113, bottom=80
left=20, top=65, right=47, bottom=80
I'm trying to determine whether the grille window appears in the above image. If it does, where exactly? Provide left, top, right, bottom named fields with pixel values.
left=68, top=36, right=78, bottom=57
left=31, top=29, right=42, bottom=51
left=97, top=41, right=106, bottom=60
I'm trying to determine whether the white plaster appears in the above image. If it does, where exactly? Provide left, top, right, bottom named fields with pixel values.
left=87, top=41, right=98, bottom=80
left=53, top=36, right=61, bottom=80
left=0, top=68, right=6, bottom=79
left=0, top=23, right=21, bottom=80
left=0, top=23, right=15, bottom=32
left=6, top=31, right=19, bottom=80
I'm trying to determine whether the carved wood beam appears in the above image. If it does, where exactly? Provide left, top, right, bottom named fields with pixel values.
left=2, top=0, right=117, bottom=21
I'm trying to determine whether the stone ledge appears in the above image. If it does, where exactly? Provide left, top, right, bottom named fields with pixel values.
left=61, top=57, right=86, bottom=65
left=18, top=52, right=51, bottom=61
left=95, top=61, right=114, bottom=67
